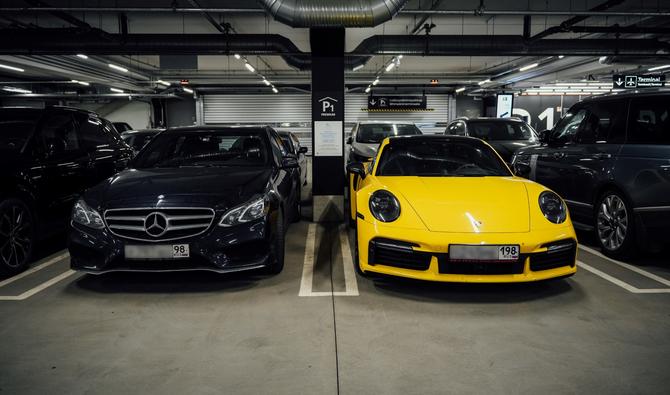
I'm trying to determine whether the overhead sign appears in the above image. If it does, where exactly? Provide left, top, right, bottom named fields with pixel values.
left=367, top=95, right=427, bottom=110
left=496, top=93, right=514, bottom=118
left=613, top=74, right=666, bottom=89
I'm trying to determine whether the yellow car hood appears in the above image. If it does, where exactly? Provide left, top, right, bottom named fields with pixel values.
left=382, top=176, right=530, bottom=233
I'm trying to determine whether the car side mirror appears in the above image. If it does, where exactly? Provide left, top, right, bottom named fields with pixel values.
left=298, top=146, right=308, bottom=154
left=281, top=155, right=299, bottom=169
left=346, top=162, right=366, bottom=179
left=513, top=162, right=531, bottom=177
left=346, top=136, right=353, bottom=145
left=539, top=129, right=552, bottom=144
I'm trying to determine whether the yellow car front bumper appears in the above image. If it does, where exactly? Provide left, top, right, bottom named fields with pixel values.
left=356, top=219, right=577, bottom=283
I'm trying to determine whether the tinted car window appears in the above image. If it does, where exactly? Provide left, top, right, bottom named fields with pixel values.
left=357, top=124, right=421, bottom=143
left=627, top=96, right=670, bottom=145
left=577, top=100, right=627, bottom=144
left=376, top=139, right=511, bottom=177
left=280, top=135, right=295, bottom=154
left=134, top=131, right=270, bottom=168
left=467, top=121, right=534, bottom=141
left=0, top=109, right=38, bottom=152
left=551, top=108, right=588, bottom=144
left=78, top=116, right=116, bottom=148
left=39, top=113, right=80, bottom=154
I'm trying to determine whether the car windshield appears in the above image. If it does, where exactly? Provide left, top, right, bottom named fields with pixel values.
left=356, top=124, right=421, bottom=143
left=467, top=121, right=535, bottom=141
left=376, top=138, right=512, bottom=177
left=0, top=109, right=38, bottom=153
left=133, top=130, right=270, bottom=168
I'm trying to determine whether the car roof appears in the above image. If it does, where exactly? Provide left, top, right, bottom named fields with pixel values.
left=357, top=121, right=417, bottom=125
left=163, top=125, right=271, bottom=134
left=121, top=129, right=164, bottom=135
left=578, top=89, right=670, bottom=103
left=0, top=105, right=96, bottom=115
left=386, top=135, right=483, bottom=143
left=454, top=117, right=525, bottom=123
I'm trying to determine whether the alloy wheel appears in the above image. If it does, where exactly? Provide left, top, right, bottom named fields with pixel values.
left=596, top=194, right=628, bottom=251
left=0, top=202, right=33, bottom=269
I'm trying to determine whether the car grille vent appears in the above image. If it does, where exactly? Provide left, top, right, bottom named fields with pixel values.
left=104, top=207, right=215, bottom=242
left=368, top=238, right=432, bottom=271
left=530, top=240, right=577, bottom=271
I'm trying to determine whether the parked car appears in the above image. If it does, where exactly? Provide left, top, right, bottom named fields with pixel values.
left=511, top=91, right=670, bottom=257
left=112, top=122, right=133, bottom=133
left=121, top=129, right=164, bottom=155
left=0, top=106, right=133, bottom=274
left=68, top=126, right=301, bottom=275
left=347, top=135, right=577, bottom=282
left=277, top=130, right=308, bottom=186
left=444, top=117, right=538, bottom=163
left=345, top=121, right=422, bottom=165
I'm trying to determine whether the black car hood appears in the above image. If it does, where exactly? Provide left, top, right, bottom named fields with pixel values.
left=86, top=166, right=273, bottom=210
left=488, top=140, right=539, bottom=162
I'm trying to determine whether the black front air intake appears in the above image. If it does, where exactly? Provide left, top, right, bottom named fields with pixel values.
left=368, top=238, right=432, bottom=271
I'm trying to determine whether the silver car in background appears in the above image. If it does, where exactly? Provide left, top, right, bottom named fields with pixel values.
left=345, top=121, right=422, bottom=166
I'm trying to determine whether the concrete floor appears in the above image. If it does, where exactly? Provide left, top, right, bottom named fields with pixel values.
left=1, top=178, right=670, bottom=394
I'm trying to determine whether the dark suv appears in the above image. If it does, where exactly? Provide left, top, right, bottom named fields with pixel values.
left=0, top=106, right=133, bottom=274
left=511, top=92, right=670, bottom=257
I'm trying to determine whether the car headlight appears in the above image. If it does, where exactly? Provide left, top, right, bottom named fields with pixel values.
left=369, top=190, right=401, bottom=222
left=539, top=191, right=567, bottom=224
left=72, top=198, right=105, bottom=229
left=219, top=196, right=269, bottom=227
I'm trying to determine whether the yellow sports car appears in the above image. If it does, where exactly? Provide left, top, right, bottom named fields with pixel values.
left=347, top=135, right=577, bottom=283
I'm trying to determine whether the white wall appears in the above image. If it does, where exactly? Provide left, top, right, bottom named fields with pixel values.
left=77, top=100, right=152, bottom=130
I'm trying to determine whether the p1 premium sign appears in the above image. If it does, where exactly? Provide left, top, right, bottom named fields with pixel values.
left=613, top=74, right=666, bottom=89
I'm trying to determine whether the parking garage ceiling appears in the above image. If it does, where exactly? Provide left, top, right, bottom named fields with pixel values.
left=0, top=0, right=668, bottom=96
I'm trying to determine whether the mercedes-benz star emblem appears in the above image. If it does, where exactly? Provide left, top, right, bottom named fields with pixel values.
left=144, top=212, right=168, bottom=237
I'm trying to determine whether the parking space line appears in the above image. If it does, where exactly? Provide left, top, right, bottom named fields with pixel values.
left=0, top=251, right=69, bottom=289
left=338, top=226, right=359, bottom=296
left=577, top=261, right=670, bottom=294
left=298, top=223, right=358, bottom=297
left=0, top=270, right=77, bottom=301
left=578, top=245, right=670, bottom=287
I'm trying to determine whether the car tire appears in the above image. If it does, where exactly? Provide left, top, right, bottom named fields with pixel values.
left=265, top=210, right=285, bottom=275
left=595, top=190, right=636, bottom=258
left=0, top=198, right=35, bottom=275
left=352, top=221, right=367, bottom=277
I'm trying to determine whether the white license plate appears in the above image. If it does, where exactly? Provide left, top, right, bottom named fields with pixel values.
left=449, top=245, right=520, bottom=262
left=124, top=244, right=190, bottom=260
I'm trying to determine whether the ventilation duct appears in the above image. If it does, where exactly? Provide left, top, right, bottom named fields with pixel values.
left=257, top=0, right=408, bottom=27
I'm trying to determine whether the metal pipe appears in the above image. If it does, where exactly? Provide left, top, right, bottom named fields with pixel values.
left=1, top=7, right=669, bottom=17
left=257, top=0, right=408, bottom=27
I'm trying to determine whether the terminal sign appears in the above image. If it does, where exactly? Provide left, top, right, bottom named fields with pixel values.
left=613, top=74, right=666, bottom=89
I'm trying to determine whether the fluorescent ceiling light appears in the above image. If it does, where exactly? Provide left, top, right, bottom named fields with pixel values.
left=2, top=86, right=32, bottom=94
left=234, top=54, right=241, bottom=59
left=519, top=63, right=539, bottom=72
left=478, top=79, right=491, bottom=85
left=76, top=54, right=89, bottom=59
left=71, top=80, right=89, bottom=86
left=385, top=62, right=396, bottom=72
left=263, top=79, right=270, bottom=86
left=244, top=63, right=255, bottom=73
left=108, top=63, right=128, bottom=73
left=558, top=55, right=565, bottom=59
left=272, top=87, right=279, bottom=93
left=372, top=78, right=380, bottom=86
left=455, top=87, right=466, bottom=93
left=110, top=88, right=124, bottom=93
left=352, top=64, right=364, bottom=71
left=0, top=64, right=25, bottom=73
left=157, top=80, right=170, bottom=87
left=364, top=86, right=371, bottom=93
left=648, top=64, right=670, bottom=71
left=182, top=87, right=193, bottom=94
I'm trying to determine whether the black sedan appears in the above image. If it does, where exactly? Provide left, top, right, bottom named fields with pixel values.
left=444, top=117, right=538, bottom=163
left=68, top=126, right=300, bottom=275
left=120, top=128, right=164, bottom=155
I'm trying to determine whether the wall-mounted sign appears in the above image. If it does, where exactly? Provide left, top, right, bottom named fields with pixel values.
left=367, top=95, right=427, bottom=111
left=613, top=74, right=666, bottom=89
left=317, top=96, right=338, bottom=117
left=496, top=94, right=514, bottom=118
left=314, top=121, right=343, bottom=157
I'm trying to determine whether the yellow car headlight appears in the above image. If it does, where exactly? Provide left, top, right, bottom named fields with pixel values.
left=369, top=190, right=401, bottom=222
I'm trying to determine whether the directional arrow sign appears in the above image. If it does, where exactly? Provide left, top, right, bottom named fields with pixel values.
left=614, top=77, right=624, bottom=87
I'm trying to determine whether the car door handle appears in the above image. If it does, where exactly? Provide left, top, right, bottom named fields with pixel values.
left=593, top=153, right=612, bottom=160
left=553, top=152, right=566, bottom=159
